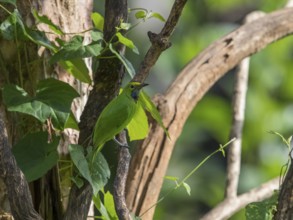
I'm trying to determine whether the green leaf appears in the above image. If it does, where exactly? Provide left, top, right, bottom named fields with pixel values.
left=50, top=35, right=103, bottom=64
left=127, top=102, right=148, bottom=141
left=119, top=22, right=131, bottom=30
left=64, top=112, right=79, bottom=130
left=139, top=91, right=169, bottom=138
left=0, top=10, right=25, bottom=40
left=164, top=175, right=178, bottom=181
left=31, top=9, right=64, bottom=35
left=36, top=78, right=79, bottom=112
left=69, top=145, right=110, bottom=196
left=2, top=84, right=51, bottom=122
left=245, top=192, right=278, bottom=220
left=93, top=193, right=112, bottom=220
left=2, top=79, right=79, bottom=130
left=149, top=12, right=166, bottom=22
left=0, top=0, right=16, bottom=6
left=91, top=12, right=104, bottom=31
left=59, top=59, right=91, bottom=84
left=109, top=43, right=135, bottom=78
left=116, top=32, right=139, bottom=54
left=182, top=182, right=191, bottom=196
left=104, top=191, right=119, bottom=219
left=135, top=11, right=147, bottom=19
left=12, top=132, right=59, bottom=182
left=90, top=29, right=103, bottom=41
left=93, top=190, right=118, bottom=220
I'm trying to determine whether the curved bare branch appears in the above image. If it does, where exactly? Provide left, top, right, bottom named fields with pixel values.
left=126, top=7, right=293, bottom=220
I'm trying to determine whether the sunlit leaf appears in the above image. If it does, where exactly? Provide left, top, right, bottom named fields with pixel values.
left=182, top=182, right=191, bottom=196
left=59, top=59, right=91, bottom=84
left=135, top=11, right=147, bottom=19
left=116, top=32, right=139, bottom=54
left=127, top=102, right=148, bottom=141
left=91, top=12, right=104, bottom=31
left=164, top=175, right=178, bottom=181
left=149, top=12, right=166, bottom=22
left=139, top=91, right=169, bottom=138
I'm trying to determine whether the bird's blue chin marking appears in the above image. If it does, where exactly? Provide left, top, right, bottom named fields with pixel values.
left=131, top=90, right=139, bottom=102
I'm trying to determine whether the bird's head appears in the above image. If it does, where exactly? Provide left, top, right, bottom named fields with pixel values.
left=125, top=82, right=148, bottom=102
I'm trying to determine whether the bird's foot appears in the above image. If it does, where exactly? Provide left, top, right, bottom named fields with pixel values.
left=113, top=137, right=129, bottom=148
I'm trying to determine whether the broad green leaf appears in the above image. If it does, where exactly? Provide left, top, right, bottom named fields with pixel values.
left=127, top=102, right=148, bottom=141
left=2, top=79, right=79, bottom=130
left=90, top=29, right=103, bottom=41
left=12, top=132, right=59, bottom=182
left=139, top=91, right=169, bottom=137
left=116, top=32, right=139, bottom=54
left=135, top=11, right=147, bottom=19
left=109, top=43, right=135, bottom=78
left=50, top=36, right=103, bottom=64
left=36, top=78, right=79, bottom=112
left=91, top=12, right=104, bottom=31
left=90, top=150, right=111, bottom=196
left=0, top=0, right=16, bottom=5
left=182, top=182, right=191, bottom=196
left=32, top=9, right=64, bottom=35
left=69, top=144, right=110, bottom=196
left=26, top=28, right=56, bottom=50
left=2, top=84, right=51, bottom=122
left=59, top=59, right=91, bottom=84
left=149, top=12, right=166, bottom=22
left=245, top=192, right=278, bottom=220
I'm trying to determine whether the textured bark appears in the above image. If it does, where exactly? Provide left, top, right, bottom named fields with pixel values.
left=0, top=109, right=42, bottom=220
left=126, top=8, right=293, bottom=220
left=64, top=0, right=128, bottom=219
left=274, top=158, right=293, bottom=219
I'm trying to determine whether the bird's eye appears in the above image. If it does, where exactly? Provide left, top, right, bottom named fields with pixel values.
left=130, top=85, right=135, bottom=89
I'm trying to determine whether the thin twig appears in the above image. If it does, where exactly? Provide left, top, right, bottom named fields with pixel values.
left=225, top=11, right=266, bottom=199
left=225, top=56, right=249, bottom=199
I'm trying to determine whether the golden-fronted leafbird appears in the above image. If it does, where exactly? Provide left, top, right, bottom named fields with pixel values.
left=93, top=82, right=148, bottom=153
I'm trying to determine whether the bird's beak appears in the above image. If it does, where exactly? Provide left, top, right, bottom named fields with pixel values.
left=140, top=83, right=148, bottom=88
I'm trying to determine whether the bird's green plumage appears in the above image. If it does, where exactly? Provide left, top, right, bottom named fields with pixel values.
left=93, top=82, right=147, bottom=153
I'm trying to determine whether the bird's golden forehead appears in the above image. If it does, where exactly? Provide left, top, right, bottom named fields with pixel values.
left=129, top=82, right=142, bottom=86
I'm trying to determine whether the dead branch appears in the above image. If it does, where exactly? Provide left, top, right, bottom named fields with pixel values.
left=126, top=7, right=293, bottom=220
left=225, top=11, right=265, bottom=199
left=201, top=178, right=279, bottom=220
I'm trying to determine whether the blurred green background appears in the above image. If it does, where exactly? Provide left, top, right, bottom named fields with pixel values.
left=96, top=0, right=293, bottom=219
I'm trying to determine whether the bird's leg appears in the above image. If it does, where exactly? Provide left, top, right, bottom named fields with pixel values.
left=113, top=131, right=129, bottom=148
